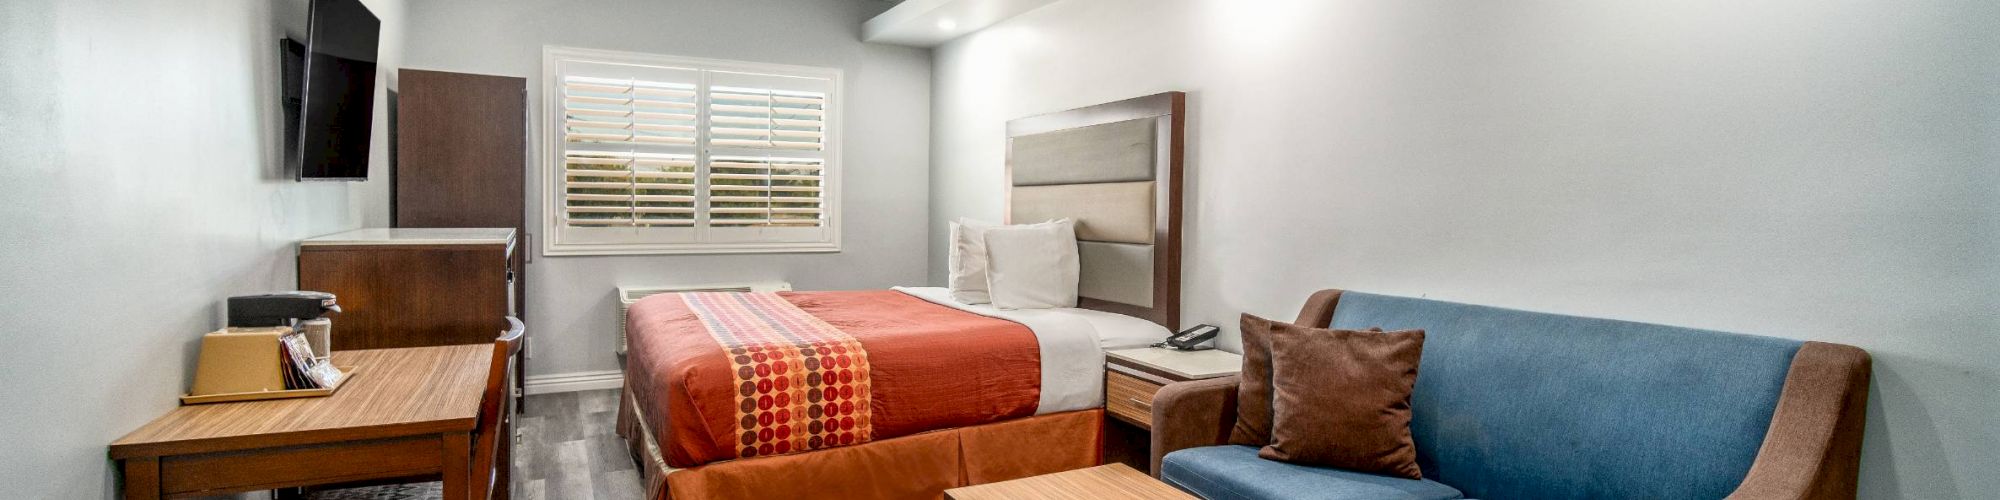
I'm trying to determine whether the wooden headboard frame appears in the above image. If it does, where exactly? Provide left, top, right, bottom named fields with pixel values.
left=1004, top=92, right=1185, bottom=329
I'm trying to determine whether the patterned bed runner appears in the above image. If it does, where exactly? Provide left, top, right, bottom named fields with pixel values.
left=679, top=292, right=874, bottom=459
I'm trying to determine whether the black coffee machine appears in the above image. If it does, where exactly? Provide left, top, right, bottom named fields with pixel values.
left=227, top=291, right=341, bottom=328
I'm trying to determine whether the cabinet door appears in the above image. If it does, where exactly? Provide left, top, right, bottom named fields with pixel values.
left=394, top=70, right=525, bottom=230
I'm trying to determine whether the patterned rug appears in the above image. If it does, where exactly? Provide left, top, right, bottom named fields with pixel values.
left=307, top=482, right=442, bottom=500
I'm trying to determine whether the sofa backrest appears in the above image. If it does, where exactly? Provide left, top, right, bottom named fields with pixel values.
left=1327, top=292, right=1801, bottom=500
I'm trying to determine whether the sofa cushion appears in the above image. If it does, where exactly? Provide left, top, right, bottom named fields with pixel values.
left=1162, top=445, right=1465, bottom=500
left=1327, top=292, right=1803, bottom=500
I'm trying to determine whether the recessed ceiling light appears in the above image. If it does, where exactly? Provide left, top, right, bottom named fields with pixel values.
left=938, top=19, right=958, bottom=31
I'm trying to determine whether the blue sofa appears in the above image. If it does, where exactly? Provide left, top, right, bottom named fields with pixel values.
left=1150, top=290, right=1871, bottom=500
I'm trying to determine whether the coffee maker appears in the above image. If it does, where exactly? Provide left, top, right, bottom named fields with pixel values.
left=228, top=291, right=340, bottom=327
left=228, top=291, right=340, bottom=358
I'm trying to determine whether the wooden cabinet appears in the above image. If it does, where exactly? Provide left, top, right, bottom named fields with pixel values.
left=394, top=69, right=528, bottom=321
left=298, top=228, right=516, bottom=351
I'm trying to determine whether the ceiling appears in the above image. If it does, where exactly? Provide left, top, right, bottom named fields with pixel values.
left=863, top=0, right=1061, bottom=47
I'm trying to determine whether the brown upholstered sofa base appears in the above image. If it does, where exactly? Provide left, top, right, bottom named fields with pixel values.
left=617, top=386, right=1104, bottom=500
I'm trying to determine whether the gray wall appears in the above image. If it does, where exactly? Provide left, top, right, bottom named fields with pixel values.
left=930, top=0, right=1997, bottom=498
left=400, top=0, right=933, bottom=378
left=0, top=0, right=406, bottom=498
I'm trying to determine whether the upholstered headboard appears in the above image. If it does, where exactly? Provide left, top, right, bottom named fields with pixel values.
left=1005, top=92, right=1184, bottom=329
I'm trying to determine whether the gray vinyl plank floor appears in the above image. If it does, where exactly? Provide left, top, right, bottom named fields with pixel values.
left=304, top=389, right=643, bottom=500
left=516, top=389, right=645, bottom=500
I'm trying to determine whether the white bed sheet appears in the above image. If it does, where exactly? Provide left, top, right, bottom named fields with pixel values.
left=893, top=286, right=1168, bottom=414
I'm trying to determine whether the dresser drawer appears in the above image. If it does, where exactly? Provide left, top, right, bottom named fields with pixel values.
left=1105, top=370, right=1165, bottom=429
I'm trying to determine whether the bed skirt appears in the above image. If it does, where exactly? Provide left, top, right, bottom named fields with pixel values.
left=617, top=384, right=1103, bottom=500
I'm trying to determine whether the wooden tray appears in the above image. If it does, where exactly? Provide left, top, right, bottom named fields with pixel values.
left=179, top=366, right=357, bottom=405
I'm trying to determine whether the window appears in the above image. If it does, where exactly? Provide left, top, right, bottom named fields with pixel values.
left=541, top=46, right=840, bottom=255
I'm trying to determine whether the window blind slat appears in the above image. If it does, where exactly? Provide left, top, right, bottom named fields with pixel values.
left=710, top=173, right=819, bottom=181
left=707, top=185, right=822, bottom=193
left=709, top=103, right=825, bottom=117
left=564, top=170, right=695, bottom=180
left=710, top=91, right=824, bottom=105
left=711, top=127, right=823, bottom=139
left=713, top=139, right=821, bottom=149
left=711, top=116, right=821, bottom=128
left=564, top=181, right=695, bottom=190
left=566, top=193, right=694, bottom=202
left=711, top=161, right=823, bottom=171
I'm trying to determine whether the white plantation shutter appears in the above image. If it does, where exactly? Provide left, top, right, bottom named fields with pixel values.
left=561, top=151, right=697, bottom=226
left=704, top=72, right=830, bottom=229
left=545, top=48, right=840, bottom=254
left=707, top=86, right=826, bottom=150
left=707, top=155, right=824, bottom=227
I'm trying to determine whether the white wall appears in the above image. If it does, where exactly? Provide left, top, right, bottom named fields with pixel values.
left=930, top=0, right=1998, bottom=498
left=0, top=0, right=406, bottom=498
left=399, top=0, right=933, bottom=378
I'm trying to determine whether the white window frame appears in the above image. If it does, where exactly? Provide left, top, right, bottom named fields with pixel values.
left=540, top=46, right=843, bottom=256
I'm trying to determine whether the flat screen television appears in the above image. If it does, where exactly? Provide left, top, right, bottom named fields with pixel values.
left=282, top=0, right=380, bottom=181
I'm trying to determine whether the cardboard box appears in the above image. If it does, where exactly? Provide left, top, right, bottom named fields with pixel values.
left=188, top=327, right=291, bottom=396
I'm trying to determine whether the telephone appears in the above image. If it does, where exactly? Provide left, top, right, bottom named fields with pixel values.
left=1158, top=324, right=1220, bottom=351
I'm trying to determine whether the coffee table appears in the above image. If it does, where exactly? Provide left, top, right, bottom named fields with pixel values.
left=944, top=463, right=1195, bottom=499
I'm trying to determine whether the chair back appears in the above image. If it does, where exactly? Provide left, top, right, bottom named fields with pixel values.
left=472, top=317, right=524, bottom=500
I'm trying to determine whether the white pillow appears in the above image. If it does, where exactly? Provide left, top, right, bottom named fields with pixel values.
left=946, top=218, right=997, bottom=304
left=982, top=218, right=1080, bottom=310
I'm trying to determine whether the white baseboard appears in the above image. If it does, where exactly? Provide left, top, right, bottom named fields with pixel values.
left=524, top=369, right=624, bottom=395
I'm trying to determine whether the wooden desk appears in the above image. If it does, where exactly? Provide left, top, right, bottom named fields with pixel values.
left=943, top=464, right=1194, bottom=500
left=110, top=345, right=491, bottom=500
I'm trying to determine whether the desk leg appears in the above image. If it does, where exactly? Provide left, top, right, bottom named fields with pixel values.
left=442, top=432, right=472, bottom=500
left=121, top=457, right=160, bottom=500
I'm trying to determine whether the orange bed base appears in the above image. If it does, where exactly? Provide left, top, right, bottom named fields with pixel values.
left=618, top=384, right=1103, bottom=500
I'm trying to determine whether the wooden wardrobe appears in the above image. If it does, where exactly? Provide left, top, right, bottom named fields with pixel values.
left=394, top=68, right=528, bottom=317
left=394, top=68, right=530, bottom=406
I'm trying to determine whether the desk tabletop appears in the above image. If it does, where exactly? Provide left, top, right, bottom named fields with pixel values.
left=944, top=464, right=1194, bottom=500
left=110, top=344, right=491, bottom=459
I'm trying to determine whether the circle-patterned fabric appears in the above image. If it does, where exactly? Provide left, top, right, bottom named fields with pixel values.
left=681, top=292, right=874, bottom=459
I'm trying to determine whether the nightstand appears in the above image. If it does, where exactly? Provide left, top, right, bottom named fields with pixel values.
left=1102, top=347, right=1242, bottom=475
left=1104, top=347, right=1243, bottom=429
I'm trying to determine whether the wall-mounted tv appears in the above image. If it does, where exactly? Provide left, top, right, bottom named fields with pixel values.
left=281, top=0, right=380, bottom=181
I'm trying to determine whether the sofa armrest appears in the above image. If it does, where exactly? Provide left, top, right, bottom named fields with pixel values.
left=1149, top=375, right=1241, bottom=475
left=1293, top=289, right=1345, bottom=327
left=1727, top=341, right=1872, bottom=500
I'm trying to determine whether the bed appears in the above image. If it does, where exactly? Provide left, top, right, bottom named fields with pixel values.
left=616, top=91, right=1186, bottom=500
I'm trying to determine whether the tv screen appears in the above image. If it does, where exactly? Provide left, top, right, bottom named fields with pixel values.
left=291, top=0, right=379, bottom=181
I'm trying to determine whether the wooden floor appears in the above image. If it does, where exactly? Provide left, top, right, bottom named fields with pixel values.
left=513, top=389, right=646, bottom=500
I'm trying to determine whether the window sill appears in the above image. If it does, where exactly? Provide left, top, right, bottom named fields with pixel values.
left=542, top=241, right=841, bottom=257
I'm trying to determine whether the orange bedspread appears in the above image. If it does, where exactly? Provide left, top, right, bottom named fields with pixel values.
left=625, top=290, right=1043, bottom=468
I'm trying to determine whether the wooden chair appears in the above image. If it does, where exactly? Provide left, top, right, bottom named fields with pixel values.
left=473, top=317, right=525, bottom=500
left=304, top=317, right=523, bottom=500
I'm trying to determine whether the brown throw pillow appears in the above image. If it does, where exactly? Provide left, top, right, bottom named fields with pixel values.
left=1231, top=314, right=1382, bottom=447
left=1228, top=314, right=1278, bottom=446
left=1259, top=322, right=1425, bottom=480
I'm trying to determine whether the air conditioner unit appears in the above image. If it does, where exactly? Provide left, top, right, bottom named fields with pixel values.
left=617, top=282, right=792, bottom=356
